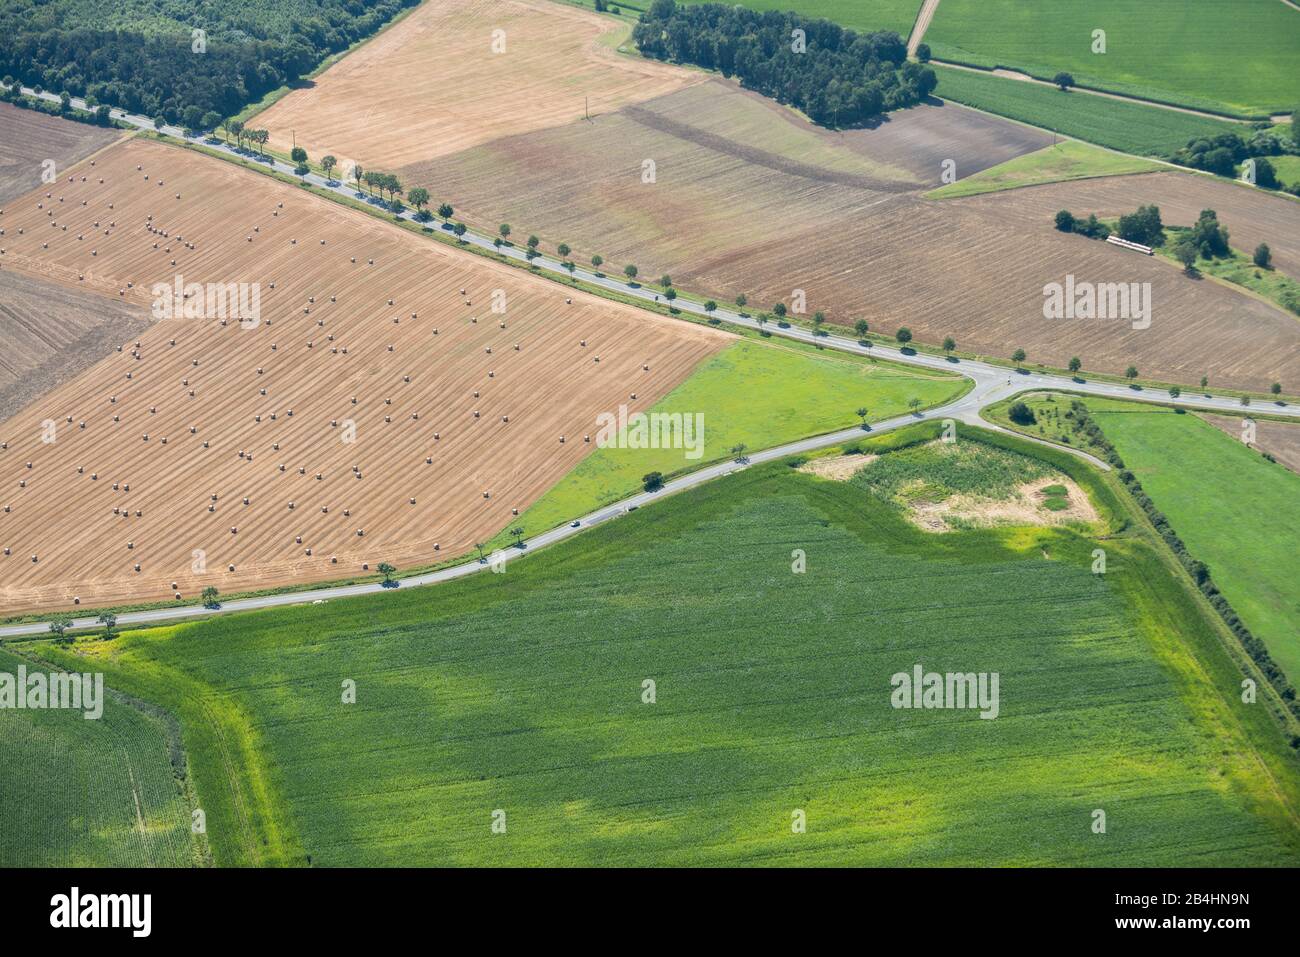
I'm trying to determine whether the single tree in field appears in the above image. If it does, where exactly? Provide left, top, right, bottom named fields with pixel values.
left=856, top=406, right=869, bottom=426
left=1200, top=375, right=1209, bottom=391
left=624, top=264, right=638, bottom=282
left=703, top=300, right=717, bottom=316
left=1254, top=243, right=1272, bottom=269
left=1011, top=348, right=1026, bottom=367
left=475, top=543, right=487, bottom=563
left=908, top=397, right=923, bottom=414
left=659, top=275, right=672, bottom=289
left=510, top=527, right=525, bottom=547
left=564, top=260, right=577, bottom=275
left=290, top=145, right=307, bottom=165
left=942, top=336, right=955, bottom=355
left=351, top=164, right=363, bottom=191
left=1054, top=209, right=1076, bottom=232
left=321, top=155, right=337, bottom=180
left=407, top=187, right=429, bottom=215
left=1168, top=385, right=1181, bottom=399
left=1240, top=395, right=1251, bottom=407
left=643, top=471, right=665, bottom=492
left=772, top=303, right=787, bottom=319
left=48, top=618, right=72, bottom=640
left=1125, top=366, right=1139, bottom=383
left=730, top=443, right=747, bottom=462
left=97, top=612, right=117, bottom=640
left=453, top=222, right=468, bottom=241
left=735, top=293, right=747, bottom=309
left=812, top=311, right=826, bottom=334
left=493, top=237, right=504, bottom=250
left=591, top=254, right=604, bottom=271
left=377, top=562, right=397, bottom=585
left=557, top=243, right=570, bottom=259
left=201, top=586, right=220, bottom=608
left=1271, top=382, right=1283, bottom=399
left=438, top=203, right=454, bottom=221
left=499, top=224, right=511, bottom=240
left=1068, top=356, right=1082, bottom=376
left=854, top=318, right=869, bottom=340
left=895, top=327, right=912, bottom=345
left=664, top=287, right=677, bottom=302
left=526, top=235, right=540, bottom=251
left=1053, top=72, right=1075, bottom=91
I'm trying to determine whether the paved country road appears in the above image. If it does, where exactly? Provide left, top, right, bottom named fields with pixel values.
left=1, top=86, right=1297, bottom=637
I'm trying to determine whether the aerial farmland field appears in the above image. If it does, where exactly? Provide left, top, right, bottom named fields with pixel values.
left=1, top=0, right=1299, bottom=923
left=0, top=136, right=728, bottom=612
left=28, top=430, right=1300, bottom=866
left=926, top=0, right=1300, bottom=118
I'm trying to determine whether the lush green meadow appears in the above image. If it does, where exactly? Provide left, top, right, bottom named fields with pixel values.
left=31, top=426, right=1300, bottom=866
left=678, top=0, right=923, bottom=37
left=0, top=647, right=195, bottom=866
left=928, top=140, right=1162, bottom=199
left=932, top=65, right=1244, bottom=157
left=926, top=0, right=1300, bottom=117
left=505, top=337, right=967, bottom=540
left=1088, top=402, right=1300, bottom=681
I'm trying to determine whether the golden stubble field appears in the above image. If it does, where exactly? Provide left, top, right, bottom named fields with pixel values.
left=0, top=138, right=728, bottom=613
left=256, top=0, right=699, bottom=172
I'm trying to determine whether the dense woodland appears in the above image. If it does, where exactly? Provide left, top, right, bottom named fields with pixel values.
left=0, top=0, right=418, bottom=122
left=632, top=0, right=936, bottom=127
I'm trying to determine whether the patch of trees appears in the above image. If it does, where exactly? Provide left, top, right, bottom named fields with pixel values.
left=1053, top=209, right=1109, bottom=239
left=0, top=80, right=117, bottom=126
left=631, top=0, right=936, bottom=128
left=0, top=0, right=419, bottom=124
left=1116, top=204, right=1164, bottom=247
left=1174, top=128, right=1300, bottom=194
left=1067, top=400, right=1299, bottom=726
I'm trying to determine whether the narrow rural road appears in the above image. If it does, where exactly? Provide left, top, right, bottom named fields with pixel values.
left=908, top=0, right=942, bottom=57
left=2, top=84, right=1298, bottom=638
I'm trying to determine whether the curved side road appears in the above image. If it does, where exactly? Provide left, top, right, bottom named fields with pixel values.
left=1, top=85, right=1297, bottom=637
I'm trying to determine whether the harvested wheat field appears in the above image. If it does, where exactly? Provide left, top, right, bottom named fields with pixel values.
left=255, top=0, right=698, bottom=172
left=0, top=137, right=728, bottom=614
left=0, top=102, right=122, bottom=204
left=0, top=270, right=151, bottom=422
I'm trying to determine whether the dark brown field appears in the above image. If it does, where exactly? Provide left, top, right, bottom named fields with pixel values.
left=0, top=102, right=122, bottom=205
left=0, top=270, right=151, bottom=422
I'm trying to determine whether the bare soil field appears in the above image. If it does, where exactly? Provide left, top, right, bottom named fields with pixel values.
left=255, top=0, right=698, bottom=171
left=974, top=171, right=1300, bottom=279
left=0, top=137, right=727, bottom=614
left=1201, top=413, right=1300, bottom=474
left=0, top=270, right=151, bottom=422
left=0, top=102, right=122, bottom=205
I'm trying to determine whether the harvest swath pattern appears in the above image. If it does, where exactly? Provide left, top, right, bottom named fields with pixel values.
left=37, top=441, right=1300, bottom=866
left=0, top=137, right=727, bottom=612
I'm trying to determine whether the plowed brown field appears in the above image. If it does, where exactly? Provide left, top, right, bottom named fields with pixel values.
left=256, top=0, right=699, bottom=172
left=0, top=138, right=727, bottom=614
left=0, top=101, right=122, bottom=204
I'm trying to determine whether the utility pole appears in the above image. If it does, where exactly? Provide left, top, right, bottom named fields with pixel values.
left=584, top=96, right=589, bottom=121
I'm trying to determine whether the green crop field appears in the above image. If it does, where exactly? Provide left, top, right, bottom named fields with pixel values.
left=932, top=66, right=1244, bottom=157
left=0, top=647, right=195, bottom=866
left=926, top=0, right=1300, bottom=118
left=987, top=393, right=1300, bottom=682
left=505, top=337, right=968, bottom=540
left=1088, top=403, right=1300, bottom=681
left=927, top=140, right=1162, bottom=199
left=29, top=426, right=1300, bottom=866
left=679, top=0, right=923, bottom=37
